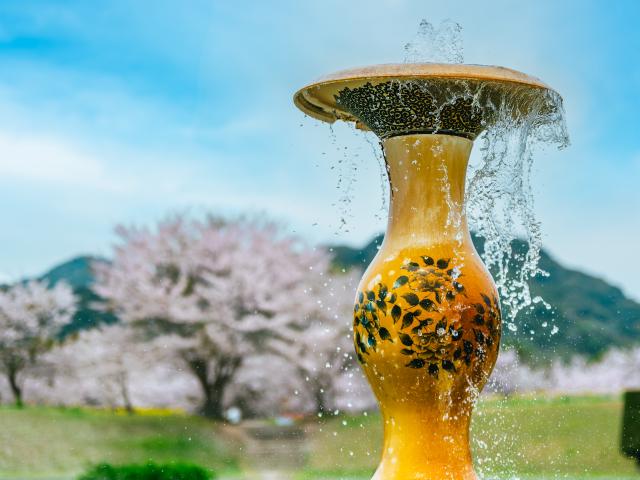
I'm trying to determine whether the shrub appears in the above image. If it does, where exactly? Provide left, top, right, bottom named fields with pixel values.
left=77, top=462, right=214, bottom=480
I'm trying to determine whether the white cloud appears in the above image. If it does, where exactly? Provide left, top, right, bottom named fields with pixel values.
left=0, top=131, right=124, bottom=190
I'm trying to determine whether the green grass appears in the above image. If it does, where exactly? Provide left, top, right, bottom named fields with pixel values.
left=0, top=395, right=637, bottom=479
left=472, top=395, right=634, bottom=477
left=304, top=395, right=638, bottom=478
left=0, top=406, right=240, bottom=479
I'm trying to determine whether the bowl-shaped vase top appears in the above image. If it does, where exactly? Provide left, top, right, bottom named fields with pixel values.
left=293, top=63, right=558, bottom=139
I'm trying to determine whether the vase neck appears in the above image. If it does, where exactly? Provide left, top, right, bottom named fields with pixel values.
left=382, top=134, right=473, bottom=250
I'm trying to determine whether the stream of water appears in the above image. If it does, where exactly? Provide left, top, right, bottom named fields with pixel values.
left=332, top=19, right=569, bottom=330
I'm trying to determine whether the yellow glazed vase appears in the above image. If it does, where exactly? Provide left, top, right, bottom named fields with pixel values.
left=354, top=133, right=499, bottom=480
left=294, top=64, right=560, bottom=480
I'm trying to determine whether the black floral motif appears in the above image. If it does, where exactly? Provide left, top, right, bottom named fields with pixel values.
left=353, top=257, right=501, bottom=376
left=335, top=81, right=484, bottom=140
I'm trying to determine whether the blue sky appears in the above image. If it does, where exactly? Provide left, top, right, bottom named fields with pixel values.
left=0, top=0, right=639, bottom=300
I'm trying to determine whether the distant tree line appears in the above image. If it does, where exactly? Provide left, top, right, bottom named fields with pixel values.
left=0, top=214, right=357, bottom=419
left=1, top=213, right=639, bottom=418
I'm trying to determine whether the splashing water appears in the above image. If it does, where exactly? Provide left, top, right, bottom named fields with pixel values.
left=328, top=124, right=356, bottom=234
left=400, top=19, right=570, bottom=325
left=327, top=124, right=373, bottom=235
left=327, top=19, right=569, bottom=326
left=404, top=19, right=464, bottom=64
left=467, top=97, right=569, bottom=326
left=401, top=20, right=569, bottom=326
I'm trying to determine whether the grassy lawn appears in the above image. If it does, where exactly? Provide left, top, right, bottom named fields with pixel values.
left=0, top=395, right=637, bottom=479
left=0, top=406, right=241, bottom=479
left=304, top=395, right=638, bottom=479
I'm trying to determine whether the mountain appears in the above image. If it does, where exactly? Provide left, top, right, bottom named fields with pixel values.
left=40, top=255, right=100, bottom=290
left=330, top=234, right=640, bottom=362
left=39, top=256, right=116, bottom=336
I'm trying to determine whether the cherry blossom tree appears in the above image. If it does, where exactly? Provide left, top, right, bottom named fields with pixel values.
left=55, top=324, right=145, bottom=412
left=94, top=214, right=337, bottom=419
left=547, top=347, right=640, bottom=394
left=271, top=271, right=358, bottom=414
left=230, top=353, right=304, bottom=418
left=484, top=347, right=640, bottom=396
left=32, top=328, right=199, bottom=410
left=0, top=280, right=76, bottom=406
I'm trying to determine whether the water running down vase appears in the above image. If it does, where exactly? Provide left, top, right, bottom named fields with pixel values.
left=294, top=64, right=562, bottom=480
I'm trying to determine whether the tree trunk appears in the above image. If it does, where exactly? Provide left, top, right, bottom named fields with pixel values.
left=313, top=381, right=329, bottom=415
left=7, top=366, right=23, bottom=408
left=187, top=356, right=241, bottom=420
left=118, top=373, right=134, bottom=414
left=200, top=383, right=226, bottom=419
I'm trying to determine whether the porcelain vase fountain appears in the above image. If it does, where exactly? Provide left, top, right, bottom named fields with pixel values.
left=294, top=64, right=562, bottom=480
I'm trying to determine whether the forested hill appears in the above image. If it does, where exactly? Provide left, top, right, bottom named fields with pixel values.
left=330, top=234, right=640, bottom=361
left=39, top=256, right=116, bottom=337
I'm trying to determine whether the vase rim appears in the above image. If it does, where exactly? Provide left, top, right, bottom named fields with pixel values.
left=293, top=63, right=558, bottom=129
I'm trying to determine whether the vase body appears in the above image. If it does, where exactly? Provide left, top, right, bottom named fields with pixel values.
left=353, top=134, right=501, bottom=480
left=294, top=62, right=560, bottom=480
